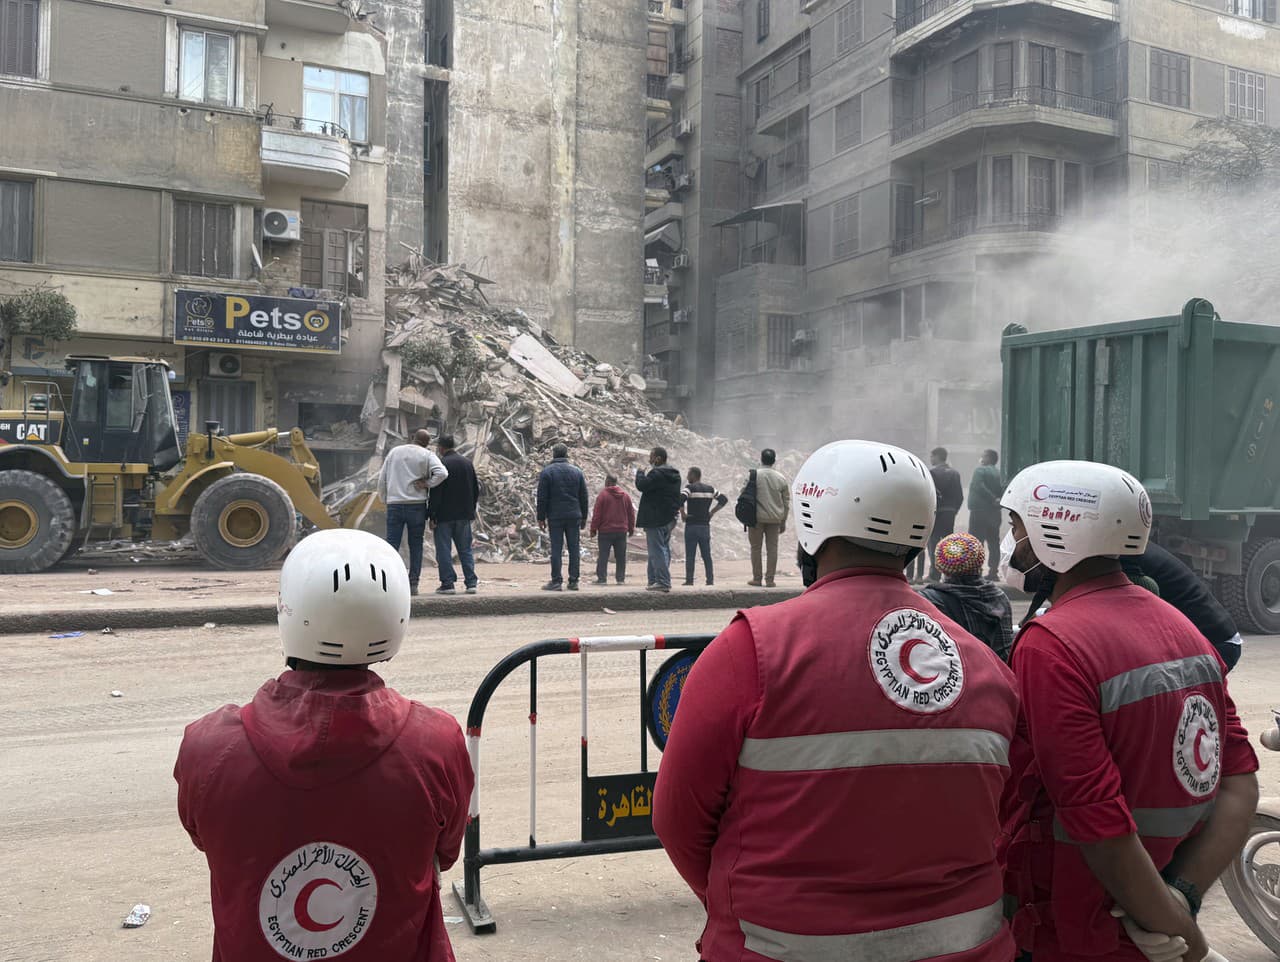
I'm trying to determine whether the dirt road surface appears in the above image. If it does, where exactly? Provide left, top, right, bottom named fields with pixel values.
left=2, top=610, right=1278, bottom=962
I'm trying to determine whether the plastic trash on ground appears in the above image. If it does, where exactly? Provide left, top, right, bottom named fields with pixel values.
left=122, top=904, right=150, bottom=928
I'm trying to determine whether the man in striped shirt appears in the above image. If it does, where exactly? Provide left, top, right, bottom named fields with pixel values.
left=680, top=467, right=728, bottom=586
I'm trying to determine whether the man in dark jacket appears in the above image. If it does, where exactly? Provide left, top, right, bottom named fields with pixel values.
left=590, top=475, right=636, bottom=584
left=174, top=530, right=473, bottom=962
left=636, top=446, right=683, bottom=592
left=537, top=443, right=590, bottom=590
left=921, top=446, right=964, bottom=582
left=919, top=533, right=1013, bottom=661
left=429, top=436, right=481, bottom=595
left=968, top=449, right=1004, bottom=580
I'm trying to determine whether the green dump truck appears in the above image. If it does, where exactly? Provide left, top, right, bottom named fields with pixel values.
left=1002, top=297, right=1280, bottom=633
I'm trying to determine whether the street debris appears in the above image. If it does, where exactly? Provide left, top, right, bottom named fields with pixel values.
left=202, top=622, right=217, bottom=630
left=102, top=627, right=114, bottom=635
left=81, top=588, right=114, bottom=596
left=110, top=690, right=124, bottom=698
left=49, top=631, right=84, bottom=639
left=319, top=255, right=804, bottom=564
left=122, top=904, right=151, bottom=928
left=602, top=608, right=618, bottom=615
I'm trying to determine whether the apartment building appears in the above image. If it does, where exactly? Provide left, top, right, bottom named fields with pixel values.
left=0, top=0, right=389, bottom=479
left=647, top=0, right=1277, bottom=466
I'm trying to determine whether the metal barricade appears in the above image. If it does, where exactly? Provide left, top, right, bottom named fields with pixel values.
left=452, top=633, right=714, bottom=933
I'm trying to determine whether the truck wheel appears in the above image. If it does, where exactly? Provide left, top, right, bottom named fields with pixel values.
left=0, top=470, right=77, bottom=574
left=1220, top=538, right=1280, bottom=635
left=191, top=474, right=296, bottom=570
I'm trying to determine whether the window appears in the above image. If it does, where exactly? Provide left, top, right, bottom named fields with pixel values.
left=991, top=156, right=1013, bottom=222
left=0, top=179, right=34, bottom=263
left=304, top=66, right=370, bottom=142
left=758, top=0, right=770, bottom=40
left=766, top=315, right=795, bottom=370
left=754, top=75, right=770, bottom=119
left=1063, top=162, right=1082, bottom=216
left=1028, top=157, right=1055, bottom=220
left=1065, top=52, right=1084, bottom=97
left=994, top=43, right=1013, bottom=98
left=832, top=194, right=859, bottom=259
left=840, top=300, right=863, bottom=349
left=1093, top=47, right=1117, bottom=102
left=951, top=52, right=978, bottom=105
left=1228, top=67, right=1266, bottom=122
left=1150, top=49, right=1190, bottom=108
left=301, top=200, right=368, bottom=296
left=835, top=0, right=862, bottom=57
left=1228, top=0, right=1277, bottom=21
left=200, top=379, right=256, bottom=435
left=1029, top=43, right=1057, bottom=94
left=834, top=95, right=862, bottom=152
left=798, top=49, right=811, bottom=92
left=173, top=200, right=234, bottom=278
left=893, top=77, right=916, bottom=129
left=105, top=366, right=135, bottom=431
left=953, top=164, right=978, bottom=225
left=893, top=183, right=916, bottom=246
left=179, top=28, right=234, bottom=106
left=0, top=0, right=38, bottom=78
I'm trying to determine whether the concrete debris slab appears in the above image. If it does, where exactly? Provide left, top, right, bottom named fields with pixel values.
left=508, top=333, right=589, bottom=398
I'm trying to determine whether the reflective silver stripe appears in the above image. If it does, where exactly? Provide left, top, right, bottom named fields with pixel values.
left=739, top=728, right=1009, bottom=772
left=1053, top=801, right=1215, bottom=843
left=1098, top=655, right=1222, bottom=714
left=740, top=899, right=1005, bottom=962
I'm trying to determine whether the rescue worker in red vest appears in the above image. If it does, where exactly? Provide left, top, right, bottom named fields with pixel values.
left=999, top=460, right=1258, bottom=962
left=654, top=439, right=1019, bottom=962
left=174, top=529, right=474, bottom=961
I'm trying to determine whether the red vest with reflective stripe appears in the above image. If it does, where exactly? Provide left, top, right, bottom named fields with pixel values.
left=1002, top=575, right=1235, bottom=961
left=705, top=568, right=1018, bottom=962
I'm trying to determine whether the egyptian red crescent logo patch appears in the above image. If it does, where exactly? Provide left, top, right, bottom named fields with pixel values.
left=868, top=609, right=965, bottom=714
left=259, top=842, right=378, bottom=958
left=1173, top=694, right=1221, bottom=798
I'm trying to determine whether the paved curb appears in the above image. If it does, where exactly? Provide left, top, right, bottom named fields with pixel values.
left=0, top=587, right=804, bottom=635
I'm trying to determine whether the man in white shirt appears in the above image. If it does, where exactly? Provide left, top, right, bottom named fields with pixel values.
left=377, top=430, right=449, bottom=595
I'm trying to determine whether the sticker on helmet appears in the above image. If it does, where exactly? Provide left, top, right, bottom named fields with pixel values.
left=1173, top=694, right=1221, bottom=798
left=259, top=842, right=378, bottom=958
left=1138, top=490, right=1153, bottom=528
left=868, top=609, right=965, bottom=713
left=1031, top=484, right=1101, bottom=509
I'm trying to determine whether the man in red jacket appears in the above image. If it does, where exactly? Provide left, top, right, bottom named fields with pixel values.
left=654, top=439, right=1019, bottom=962
left=174, top=529, right=474, bottom=961
left=999, top=460, right=1257, bottom=962
left=590, top=474, right=636, bottom=584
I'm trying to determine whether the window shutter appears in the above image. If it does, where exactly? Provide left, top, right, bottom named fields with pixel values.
left=1266, top=0, right=1277, bottom=21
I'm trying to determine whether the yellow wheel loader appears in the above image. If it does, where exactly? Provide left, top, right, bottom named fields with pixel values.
left=0, top=355, right=374, bottom=573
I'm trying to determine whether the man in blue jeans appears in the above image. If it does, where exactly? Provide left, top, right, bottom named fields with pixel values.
left=429, top=435, right=481, bottom=595
left=377, top=430, right=449, bottom=595
left=636, top=446, right=682, bottom=592
left=536, top=443, right=590, bottom=591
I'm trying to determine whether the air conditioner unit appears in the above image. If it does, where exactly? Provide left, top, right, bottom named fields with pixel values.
left=262, top=208, right=302, bottom=242
left=674, top=172, right=694, bottom=190
left=675, top=119, right=694, bottom=139
left=208, top=352, right=243, bottom=379
left=915, top=191, right=941, bottom=207
left=672, top=251, right=691, bottom=268
left=792, top=328, right=817, bottom=344
left=672, top=308, right=693, bottom=326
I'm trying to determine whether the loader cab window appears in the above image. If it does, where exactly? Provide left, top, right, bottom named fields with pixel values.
left=65, top=360, right=181, bottom=469
left=105, top=368, right=135, bottom=430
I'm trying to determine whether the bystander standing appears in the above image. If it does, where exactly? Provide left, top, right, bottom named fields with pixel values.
left=681, top=467, right=727, bottom=586
left=536, top=444, right=589, bottom=591
left=746, top=449, right=790, bottom=588
left=377, top=429, right=448, bottom=596
left=636, top=447, right=682, bottom=593
left=967, top=449, right=1004, bottom=580
left=428, top=436, right=481, bottom=595
left=589, top=475, right=636, bottom=585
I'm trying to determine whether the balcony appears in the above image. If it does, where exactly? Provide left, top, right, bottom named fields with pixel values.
left=892, top=0, right=1117, bottom=55
left=644, top=200, right=685, bottom=232
left=647, top=0, right=688, bottom=23
left=260, top=113, right=352, bottom=189
left=266, top=0, right=351, bottom=33
left=644, top=264, right=670, bottom=304
left=746, top=155, right=809, bottom=206
left=668, top=72, right=688, bottom=96
left=646, top=75, right=672, bottom=118
left=753, top=76, right=811, bottom=131
left=645, top=119, right=690, bottom=167
left=645, top=323, right=682, bottom=356
left=891, top=210, right=1064, bottom=256
left=891, top=87, right=1118, bottom=159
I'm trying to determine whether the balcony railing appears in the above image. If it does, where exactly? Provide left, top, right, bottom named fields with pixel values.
left=891, top=86, right=1117, bottom=143
left=895, top=0, right=1113, bottom=32
left=746, top=148, right=809, bottom=205
left=891, top=210, right=1062, bottom=255
left=644, top=265, right=666, bottom=285
left=259, top=106, right=349, bottom=140
left=754, top=75, right=812, bottom=123
left=647, top=75, right=670, bottom=101
left=648, top=0, right=665, bottom=13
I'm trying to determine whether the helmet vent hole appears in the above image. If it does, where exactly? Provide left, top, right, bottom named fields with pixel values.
left=909, top=534, right=924, bottom=541
left=886, top=451, right=896, bottom=465
left=869, top=516, right=892, bottom=525
left=344, top=563, right=351, bottom=582
left=866, top=526, right=891, bottom=535
left=382, top=570, right=387, bottom=592
left=879, top=455, right=888, bottom=473
left=314, top=649, right=342, bottom=659
left=370, top=563, right=377, bottom=581
left=332, top=570, right=339, bottom=592
left=911, top=523, right=927, bottom=530
left=320, top=641, right=343, bottom=649
left=1122, top=477, right=1136, bottom=493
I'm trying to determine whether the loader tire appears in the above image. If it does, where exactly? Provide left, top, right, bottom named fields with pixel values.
left=1219, top=538, right=1280, bottom=636
left=192, top=473, right=296, bottom=570
left=0, top=470, right=76, bottom=574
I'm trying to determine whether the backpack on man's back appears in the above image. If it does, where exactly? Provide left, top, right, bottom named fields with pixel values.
left=734, top=469, right=758, bottom=529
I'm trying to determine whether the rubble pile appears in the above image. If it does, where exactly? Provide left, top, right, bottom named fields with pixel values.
left=325, top=255, right=803, bottom=563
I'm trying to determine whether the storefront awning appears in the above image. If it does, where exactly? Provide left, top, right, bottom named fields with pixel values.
left=712, top=202, right=803, bottom=228
left=644, top=221, right=683, bottom=250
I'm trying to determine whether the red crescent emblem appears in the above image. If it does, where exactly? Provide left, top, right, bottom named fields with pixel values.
left=1193, top=729, right=1213, bottom=771
left=294, top=878, right=344, bottom=933
left=900, top=638, right=940, bottom=685
left=1032, top=484, right=1049, bottom=501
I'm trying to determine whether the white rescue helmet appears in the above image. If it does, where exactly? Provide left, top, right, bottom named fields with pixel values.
left=792, top=440, right=936, bottom=556
left=1000, top=459, right=1152, bottom=573
left=278, top=529, right=411, bottom=666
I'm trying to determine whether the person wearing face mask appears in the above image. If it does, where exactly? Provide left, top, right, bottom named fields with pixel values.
left=654, top=440, right=1018, bottom=962
left=998, top=460, right=1258, bottom=962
